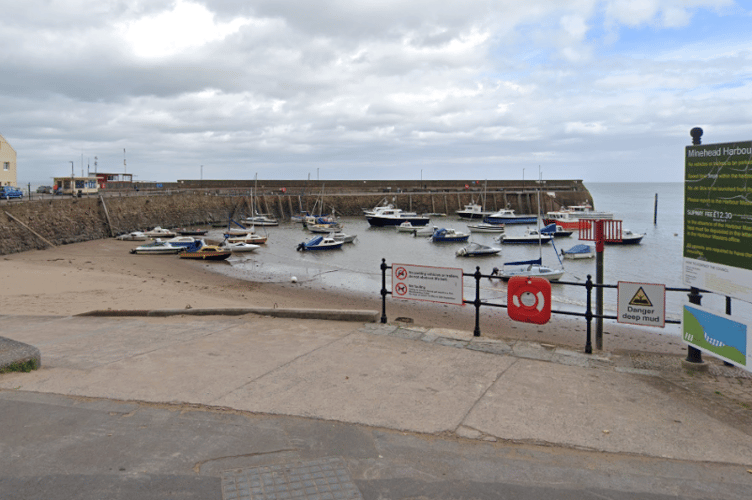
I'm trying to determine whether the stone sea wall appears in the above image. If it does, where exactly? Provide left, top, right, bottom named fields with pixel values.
left=0, top=184, right=592, bottom=255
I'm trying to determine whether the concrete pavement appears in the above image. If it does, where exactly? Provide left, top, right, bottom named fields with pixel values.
left=2, top=310, right=752, bottom=471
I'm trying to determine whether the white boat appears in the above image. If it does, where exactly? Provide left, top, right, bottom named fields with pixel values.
left=456, top=202, right=492, bottom=219
left=143, top=226, right=177, bottom=238
left=296, top=235, right=344, bottom=251
left=492, top=259, right=566, bottom=281
left=542, top=205, right=614, bottom=230
left=456, top=242, right=501, bottom=257
left=164, top=236, right=200, bottom=248
left=226, top=233, right=267, bottom=245
left=497, top=230, right=553, bottom=244
left=309, top=223, right=342, bottom=233
left=116, top=231, right=148, bottom=241
left=413, top=225, right=438, bottom=237
left=561, top=244, right=595, bottom=259
left=222, top=241, right=260, bottom=253
left=330, top=232, right=356, bottom=244
left=467, top=222, right=505, bottom=233
left=243, top=215, right=279, bottom=226
left=396, top=221, right=421, bottom=233
left=129, top=239, right=183, bottom=255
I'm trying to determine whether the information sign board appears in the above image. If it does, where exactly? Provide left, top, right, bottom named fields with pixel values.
left=684, top=140, right=752, bottom=302
left=617, top=281, right=665, bottom=328
left=683, top=303, right=751, bottom=373
left=392, top=263, right=464, bottom=305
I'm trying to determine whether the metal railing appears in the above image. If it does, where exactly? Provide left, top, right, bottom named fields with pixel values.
left=380, top=259, right=716, bottom=359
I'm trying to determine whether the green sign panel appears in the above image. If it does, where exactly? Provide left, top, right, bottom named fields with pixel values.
left=683, top=304, right=750, bottom=371
left=684, top=141, right=752, bottom=270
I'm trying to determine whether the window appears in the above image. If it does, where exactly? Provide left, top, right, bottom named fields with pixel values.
left=3, top=162, right=8, bottom=171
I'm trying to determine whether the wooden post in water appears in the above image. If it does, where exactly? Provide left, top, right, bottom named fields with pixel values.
left=654, top=193, right=658, bottom=225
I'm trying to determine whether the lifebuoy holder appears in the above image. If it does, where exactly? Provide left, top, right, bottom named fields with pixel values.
left=507, top=276, right=552, bottom=324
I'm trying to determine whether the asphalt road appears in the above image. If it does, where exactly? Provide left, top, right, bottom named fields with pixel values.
left=2, top=391, right=749, bottom=500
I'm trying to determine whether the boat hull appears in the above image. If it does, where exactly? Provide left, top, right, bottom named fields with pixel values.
left=366, top=216, right=430, bottom=227
left=483, top=216, right=537, bottom=225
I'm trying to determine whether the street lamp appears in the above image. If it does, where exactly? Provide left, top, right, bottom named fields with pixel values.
left=200, top=165, right=203, bottom=181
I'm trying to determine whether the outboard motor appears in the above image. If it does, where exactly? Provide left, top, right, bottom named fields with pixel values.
left=296, top=242, right=306, bottom=251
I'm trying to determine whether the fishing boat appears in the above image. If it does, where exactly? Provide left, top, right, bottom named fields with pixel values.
left=542, top=204, right=614, bottom=230
left=296, top=235, right=344, bottom=251
left=456, top=242, right=501, bottom=257
left=366, top=207, right=430, bottom=227
left=179, top=245, right=232, bottom=261
left=129, top=240, right=183, bottom=255
left=431, top=228, right=470, bottom=243
left=467, top=222, right=505, bottom=233
left=483, top=209, right=537, bottom=225
left=455, top=202, right=492, bottom=219
left=561, top=244, right=595, bottom=259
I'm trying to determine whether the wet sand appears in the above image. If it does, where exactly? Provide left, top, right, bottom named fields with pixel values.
left=0, top=238, right=688, bottom=355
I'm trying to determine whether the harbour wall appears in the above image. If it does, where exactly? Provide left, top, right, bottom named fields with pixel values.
left=0, top=181, right=593, bottom=255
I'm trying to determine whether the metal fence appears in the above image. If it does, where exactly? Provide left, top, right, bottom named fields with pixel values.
left=380, top=259, right=722, bottom=361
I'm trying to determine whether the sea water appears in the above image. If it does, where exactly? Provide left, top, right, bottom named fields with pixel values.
left=207, top=182, right=752, bottom=336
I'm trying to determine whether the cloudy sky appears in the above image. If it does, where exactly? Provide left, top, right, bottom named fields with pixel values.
left=2, top=0, right=750, bottom=185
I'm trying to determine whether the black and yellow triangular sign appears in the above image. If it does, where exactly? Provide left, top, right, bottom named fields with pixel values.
left=629, top=287, right=653, bottom=307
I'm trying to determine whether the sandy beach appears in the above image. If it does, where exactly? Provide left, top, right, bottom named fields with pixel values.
left=0, top=238, right=688, bottom=355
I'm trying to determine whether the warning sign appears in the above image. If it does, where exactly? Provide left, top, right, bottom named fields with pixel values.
left=392, top=263, right=464, bottom=305
left=617, top=282, right=666, bottom=328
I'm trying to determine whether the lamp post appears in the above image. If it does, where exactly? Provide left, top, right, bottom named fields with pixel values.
left=522, top=168, right=525, bottom=192
left=70, top=161, right=74, bottom=197
left=200, top=165, right=203, bottom=181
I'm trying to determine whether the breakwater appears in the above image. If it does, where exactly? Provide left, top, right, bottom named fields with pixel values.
left=0, top=181, right=592, bottom=255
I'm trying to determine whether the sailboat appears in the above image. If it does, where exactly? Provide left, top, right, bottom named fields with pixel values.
left=496, top=171, right=565, bottom=281
left=243, top=174, right=279, bottom=226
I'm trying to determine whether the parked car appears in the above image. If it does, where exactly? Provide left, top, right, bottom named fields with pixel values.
left=0, top=186, right=23, bottom=199
left=36, top=185, right=53, bottom=194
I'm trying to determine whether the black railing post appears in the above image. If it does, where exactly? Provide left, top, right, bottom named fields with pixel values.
left=724, top=296, right=734, bottom=366
left=380, top=258, right=388, bottom=324
left=473, top=266, right=482, bottom=337
left=585, top=274, right=593, bottom=354
left=685, top=287, right=703, bottom=363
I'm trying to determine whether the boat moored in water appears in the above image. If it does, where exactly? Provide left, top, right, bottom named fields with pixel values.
left=431, top=228, right=470, bottom=243
left=491, top=258, right=565, bottom=281
left=456, top=242, right=501, bottom=257
left=296, top=235, right=344, bottom=251
left=483, top=209, right=537, bottom=225
left=366, top=208, right=430, bottom=227
left=561, top=243, right=595, bottom=259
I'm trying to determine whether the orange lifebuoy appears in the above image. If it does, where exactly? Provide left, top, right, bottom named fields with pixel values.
left=507, top=276, right=552, bottom=324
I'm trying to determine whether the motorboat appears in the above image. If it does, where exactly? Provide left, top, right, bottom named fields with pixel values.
left=129, top=239, right=183, bottom=255
left=296, top=235, right=344, bottom=251
left=467, top=222, right=505, bottom=233
left=330, top=232, right=356, bottom=244
left=226, top=233, right=268, bottom=245
left=539, top=223, right=573, bottom=238
left=605, top=229, right=645, bottom=245
left=366, top=208, right=430, bottom=227
left=413, top=225, right=438, bottom=237
left=223, top=219, right=254, bottom=237
left=116, top=231, right=148, bottom=241
left=179, top=244, right=232, bottom=261
left=483, top=209, right=537, bottom=225
left=456, top=242, right=501, bottom=257
left=396, top=221, right=422, bottom=233
left=491, top=258, right=565, bottom=281
left=309, top=222, right=342, bottom=233
left=542, top=205, right=614, bottom=230
left=143, top=226, right=177, bottom=238
left=561, top=244, right=595, bottom=259
left=455, top=203, right=492, bottom=219
left=431, top=228, right=470, bottom=243
left=497, top=230, right=553, bottom=244
left=221, top=241, right=260, bottom=253
left=164, top=236, right=201, bottom=248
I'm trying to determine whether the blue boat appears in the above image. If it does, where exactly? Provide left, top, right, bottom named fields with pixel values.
left=483, top=209, right=537, bottom=225
left=540, top=223, right=573, bottom=237
left=431, top=228, right=470, bottom=243
left=561, top=243, right=595, bottom=259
